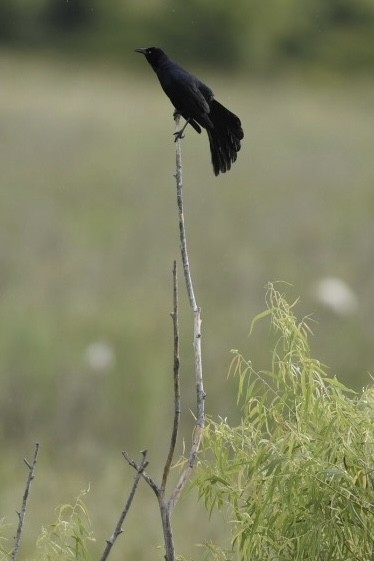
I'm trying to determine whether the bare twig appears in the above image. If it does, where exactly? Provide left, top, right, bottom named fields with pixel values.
left=122, top=262, right=181, bottom=561
left=100, top=450, right=148, bottom=561
left=11, top=442, right=40, bottom=561
left=161, top=260, right=181, bottom=492
left=124, top=116, right=206, bottom=561
left=122, top=450, right=159, bottom=497
left=174, top=115, right=197, bottom=310
left=170, top=114, right=205, bottom=510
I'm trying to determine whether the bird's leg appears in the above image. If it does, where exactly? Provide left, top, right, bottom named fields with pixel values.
left=173, top=116, right=190, bottom=142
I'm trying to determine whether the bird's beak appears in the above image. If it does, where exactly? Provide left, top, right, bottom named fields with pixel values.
left=135, top=48, right=147, bottom=55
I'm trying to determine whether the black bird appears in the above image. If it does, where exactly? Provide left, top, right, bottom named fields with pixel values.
left=135, top=47, right=244, bottom=176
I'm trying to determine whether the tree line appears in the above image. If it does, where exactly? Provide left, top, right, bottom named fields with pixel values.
left=1, top=0, right=373, bottom=72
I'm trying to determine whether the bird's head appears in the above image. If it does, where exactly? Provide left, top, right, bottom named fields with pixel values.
left=135, top=47, right=166, bottom=67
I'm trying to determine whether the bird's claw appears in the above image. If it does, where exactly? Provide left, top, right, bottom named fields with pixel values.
left=173, top=130, right=185, bottom=142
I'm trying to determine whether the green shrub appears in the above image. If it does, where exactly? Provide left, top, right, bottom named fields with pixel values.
left=0, top=491, right=94, bottom=561
left=196, top=283, right=374, bottom=560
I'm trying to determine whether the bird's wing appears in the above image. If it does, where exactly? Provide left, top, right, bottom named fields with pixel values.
left=160, top=68, right=212, bottom=119
left=196, top=80, right=214, bottom=104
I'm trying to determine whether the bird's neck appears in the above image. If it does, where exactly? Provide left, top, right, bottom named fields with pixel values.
left=150, top=54, right=172, bottom=74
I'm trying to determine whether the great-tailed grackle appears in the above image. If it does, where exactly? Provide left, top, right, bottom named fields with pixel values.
left=135, top=47, right=244, bottom=176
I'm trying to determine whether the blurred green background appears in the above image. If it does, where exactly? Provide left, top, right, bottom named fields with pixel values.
left=1, top=1, right=374, bottom=560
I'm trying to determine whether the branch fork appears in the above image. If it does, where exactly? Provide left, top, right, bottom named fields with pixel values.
left=123, top=114, right=205, bottom=561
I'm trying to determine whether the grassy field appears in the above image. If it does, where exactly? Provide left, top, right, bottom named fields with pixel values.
left=1, top=51, right=374, bottom=559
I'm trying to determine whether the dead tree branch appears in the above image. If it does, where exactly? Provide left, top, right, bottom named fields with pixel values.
left=122, top=450, right=159, bottom=497
left=170, top=114, right=205, bottom=510
left=162, top=260, right=181, bottom=492
left=174, top=117, right=197, bottom=310
left=11, top=442, right=40, bottom=561
left=100, top=450, right=148, bottom=561
left=123, top=262, right=181, bottom=561
left=123, top=115, right=205, bottom=561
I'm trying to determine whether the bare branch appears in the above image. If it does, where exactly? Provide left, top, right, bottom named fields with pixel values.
left=121, top=116, right=206, bottom=561
left=169, top=114, right=206, bottom=509
left=174, top=114, right=197, bottom=310
left=159, top=501, right=175, bottom=561
left=100, top=450, right=148, bottom=561
left=161, top=261, right=181, bottom=492
left=122, top=450, right=159, bottom=497
left=11, top=442, right=40, bottom=561
left=169, top=425, right=204, bottom=511
left=149, top=115, right=206, bottom=561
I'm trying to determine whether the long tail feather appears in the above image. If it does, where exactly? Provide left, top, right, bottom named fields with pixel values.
left=207, top=100, right=244, bottom=175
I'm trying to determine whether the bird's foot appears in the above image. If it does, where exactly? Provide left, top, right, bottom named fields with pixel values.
left=173, top=130, right=185, bottom=142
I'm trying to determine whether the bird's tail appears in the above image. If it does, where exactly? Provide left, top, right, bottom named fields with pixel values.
left=207, top=100, right=244, bottom=176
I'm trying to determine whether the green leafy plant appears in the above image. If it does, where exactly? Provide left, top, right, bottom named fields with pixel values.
left=0, top=491, right=94, bottom=561
left=196, top=283, right=374, bottom=561
left=31, top=490, right=94, bottom=561
left=0, top=519, right=11, bottom=559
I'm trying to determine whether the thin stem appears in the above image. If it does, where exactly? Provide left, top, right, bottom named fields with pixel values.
left=122, top=450, right=159, bottom=497
left=161, top=261, right=181, bottom=492
left=169, top=309, right=204, bottom=510
left=174, top=114, right=197, bottom=310
left=169, top=115, right=206, bottom=507
left=100, top=450, right=149, bottom=561
left=123, top=116, right=206, bottom=561
left=11, top=443, right=40, bottom=561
